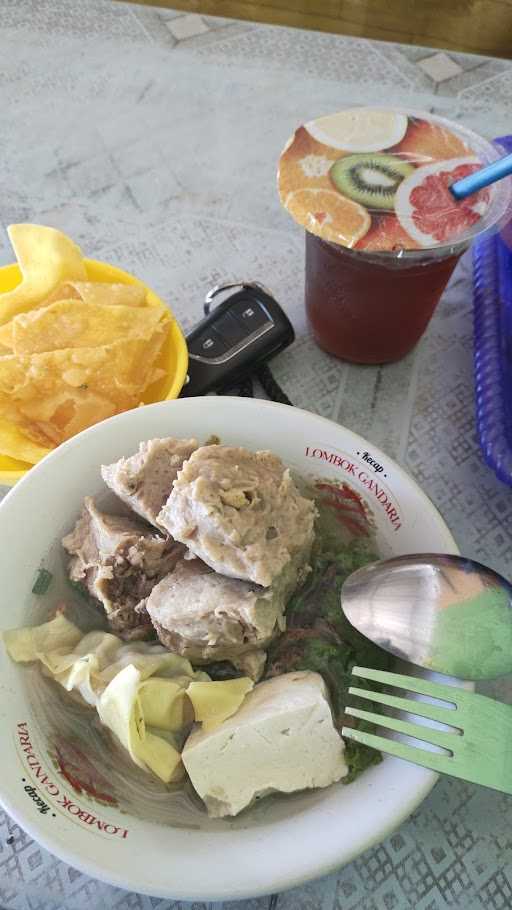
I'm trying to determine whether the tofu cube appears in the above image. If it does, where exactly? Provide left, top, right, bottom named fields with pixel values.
left=182, top=671, right=347, bottom=817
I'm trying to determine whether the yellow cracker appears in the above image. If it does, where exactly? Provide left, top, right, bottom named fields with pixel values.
left=0, top=416, right=51, bottom=463
left=44, top=281, right=146, bottom=308
left=0, top=301, right=167, bottom=355
left=0, top=225, right=86, bottom=326
left=0, top=329, right=168, bottom=444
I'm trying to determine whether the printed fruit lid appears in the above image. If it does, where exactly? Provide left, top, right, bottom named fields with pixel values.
left=278, top=108, right=511, bottom=253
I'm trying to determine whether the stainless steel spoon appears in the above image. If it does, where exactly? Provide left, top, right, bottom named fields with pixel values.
left=340, top=554, right=512, bottom=680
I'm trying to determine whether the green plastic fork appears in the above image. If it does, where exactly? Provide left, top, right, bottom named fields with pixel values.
left=342, top=667, right=512, bottom=795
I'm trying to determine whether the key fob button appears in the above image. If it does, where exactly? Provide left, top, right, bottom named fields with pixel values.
left=214, top=312, right=247, bottom=346
left=189, top=329, right=228, bottom=358
left=183, top=285, right=295, bottom=396
left=231, top=299, right=271, bottom=330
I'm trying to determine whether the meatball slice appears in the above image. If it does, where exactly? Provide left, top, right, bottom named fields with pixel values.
left=101, top=436, right=198, bottom=530
left=157, top=445, right=316, bottom=587
left=145, top=551, right=308, bottom=679
left=63, top=497, right=183, bottom=640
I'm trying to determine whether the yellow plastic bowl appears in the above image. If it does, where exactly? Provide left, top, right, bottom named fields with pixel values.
left=0, top=259, right=188, bottom=486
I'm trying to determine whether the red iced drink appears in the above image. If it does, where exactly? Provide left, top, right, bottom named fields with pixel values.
left=305, top=234, right=463, bottom=364
left=278, top=108, right=509, bottom=364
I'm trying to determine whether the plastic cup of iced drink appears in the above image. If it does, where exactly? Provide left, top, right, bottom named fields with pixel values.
left=278, top=108, right=511, bottom=364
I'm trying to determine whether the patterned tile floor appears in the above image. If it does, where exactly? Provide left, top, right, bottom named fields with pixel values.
left=1, top=1, right=512, bottom=907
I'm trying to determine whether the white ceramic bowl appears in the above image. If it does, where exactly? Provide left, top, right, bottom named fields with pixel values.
left=0, top=397, right=458, bottom=901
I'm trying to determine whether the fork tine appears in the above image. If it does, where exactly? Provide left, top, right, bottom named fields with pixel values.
left=342, top=726, right=454, bottom=775
left=348, top=686, right=460, bottom=726
left=345, top=706, right=460, bottom=751
left=352, top=666, right=462, bottom=705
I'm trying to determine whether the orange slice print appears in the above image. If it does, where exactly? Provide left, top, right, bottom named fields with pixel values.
left=278, top=126, right=346, bottom=198
left=285, top=188, right=371, bottom=247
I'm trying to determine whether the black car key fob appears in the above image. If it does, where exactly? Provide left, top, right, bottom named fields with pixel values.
left=181, top=282, right=295, bottom=397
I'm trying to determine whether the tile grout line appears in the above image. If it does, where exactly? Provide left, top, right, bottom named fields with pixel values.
left=397, top=343, right=424, bottom=467
left=330, top=360, right=349, bottom=424
left=370, top=41, right=428, bottom=92
left=320, top=874, right=338, bottom=910
left=458, top=66, right=512, bottom=100
left=125, top=4, right=159, bottom=44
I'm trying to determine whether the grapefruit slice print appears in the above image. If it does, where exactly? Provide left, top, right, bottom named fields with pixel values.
left=392, top=118, right=473, bottom=163
left=395, top=157, right=490, bottom=247
left=355, top=214, right=419, bottom=251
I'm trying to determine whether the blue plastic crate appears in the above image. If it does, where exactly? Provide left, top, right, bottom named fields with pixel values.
left=473, top=135, right=512, bottom=486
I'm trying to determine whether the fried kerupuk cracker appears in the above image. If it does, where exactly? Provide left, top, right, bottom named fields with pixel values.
left=0, top=301, right=165, bottom=355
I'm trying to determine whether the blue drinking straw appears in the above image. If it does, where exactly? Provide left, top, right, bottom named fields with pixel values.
left=450, top=153, right=512, bottom=200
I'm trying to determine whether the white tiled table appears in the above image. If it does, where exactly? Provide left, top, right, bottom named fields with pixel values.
left=1, top=2, right=512, bottom=907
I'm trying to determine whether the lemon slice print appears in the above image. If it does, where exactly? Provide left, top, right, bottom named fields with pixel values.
left=305, top=109, right=408, bottom=153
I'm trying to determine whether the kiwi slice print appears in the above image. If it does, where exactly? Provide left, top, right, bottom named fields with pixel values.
left=330, top=153, right=414, bottom=211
